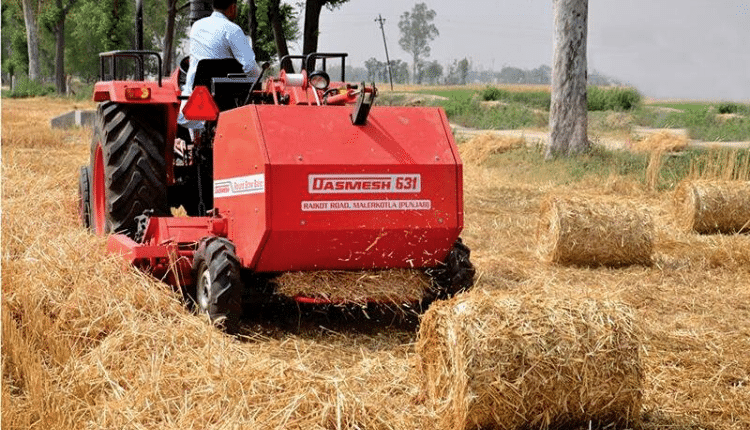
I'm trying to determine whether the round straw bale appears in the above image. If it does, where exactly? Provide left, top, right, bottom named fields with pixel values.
left=673, top=179, right=750, bottom=234
left=416, top=291, right=643, bottom=430
left=537, top=195, right=654, bottom=267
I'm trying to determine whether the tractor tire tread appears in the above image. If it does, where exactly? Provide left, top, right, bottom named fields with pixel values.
left=425, top=238, right=476, bottom=301
left=91, top=102, right=167, bottom=236
left=191, top=237, right=243, bottom=326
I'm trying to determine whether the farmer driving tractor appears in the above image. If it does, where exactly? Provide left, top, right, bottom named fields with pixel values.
left=178, top=0, right=261, bottom=137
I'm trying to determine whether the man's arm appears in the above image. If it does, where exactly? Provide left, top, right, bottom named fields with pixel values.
left=226, top=26, right=260, bottom=78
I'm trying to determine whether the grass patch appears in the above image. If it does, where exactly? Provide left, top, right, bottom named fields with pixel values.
left=480, top=87, right=551, bottom=110
left=476, top=143, right=648, bottom=185
left=414, top=88, right=476, bottom=100
left=439, top=96, right=545, bottom=129
left=467, top=141, right=750, bottom=191
left=2, top=77, right=56, bottom=98
left=634, top=105, right=750, bottom=141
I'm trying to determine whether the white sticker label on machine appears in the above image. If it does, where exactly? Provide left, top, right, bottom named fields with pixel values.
left=214, top=174, right=265, bottom=198
left=308, top=174, right=421, bottom=194
left=301, top=199, right=431, bottom=211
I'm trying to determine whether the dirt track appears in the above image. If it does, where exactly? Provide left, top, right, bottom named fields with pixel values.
left=451, top=123, right=750, bottom=150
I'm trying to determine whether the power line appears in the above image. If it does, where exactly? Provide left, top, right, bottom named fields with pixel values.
left=375, top=14, right=394, bottom=90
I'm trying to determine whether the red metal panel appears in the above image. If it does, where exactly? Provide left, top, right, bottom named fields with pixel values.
left=212, top=107, right=271, bottom=268
left=141, top=217, right=218, bottom=246
left=212, top=104, right=463, bottom=272
left=107, top=234, right=169, bottom=260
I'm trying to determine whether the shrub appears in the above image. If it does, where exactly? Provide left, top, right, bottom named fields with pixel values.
left=588, top=86, right=641, bottom=111
left=480, top=86, right=550, bottom=110
left=4, top=77, right=56, bottom=98
left=717, top=102, right=740, bottom=114
left=481, top=87, right=510, bottom=101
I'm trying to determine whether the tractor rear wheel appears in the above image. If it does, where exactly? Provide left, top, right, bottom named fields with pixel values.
left=425, top=238, right=476, bottom=301
left=89, top=102, right=167, bottom=237
left=190, top=237, right=244, bottom=327
left=78, top=165, right=93, bottom=231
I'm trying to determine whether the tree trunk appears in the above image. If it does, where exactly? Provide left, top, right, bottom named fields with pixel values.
left=54, top=0, right=77, bottom=94
left=163, top=0, right=178, bottom=76
left=303, top=0, right=324, bottom=55
left=54, top=18, right=65, bottom=93
left=412, top=54, right=419, bottom=84
left=21, top=0, right=41, bottom=81
left=268, top=0, right=292, bottom=73
left=547, top=0, right=589, bottom=158
left=248, top=0, right=259, bottom=54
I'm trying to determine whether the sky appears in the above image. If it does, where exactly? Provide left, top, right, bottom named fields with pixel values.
left=299, top=0, right=750, bottom=101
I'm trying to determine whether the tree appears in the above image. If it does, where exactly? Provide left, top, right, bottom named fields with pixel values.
left=2, top=2, right=30, bottom=82
left=548, top=0, right=589, bottom=158
left=302, top=0, right=348, bottom=55
left=247, top=0, right=259, bottom=54
left=364, top=57, right=383, bottom=82
left=398, top=3, right=438, bottom=84
left=236, top=0, right=299, bottom=68
left=20, top=0, right=42, bottom=81
left=390, top=59, right=408, bottom=84
left=66, top=0, right=134, bottom=81
left=161, top=0, right=180, bottom=76
left=445, top=57, right=469, bottom=85
left=268, top=0, right=292, bottom=70
left=457, top=57, right=469, bottom=85
left=419, top=60, right=442, bottom=85
left=41, top=0, right=77, bottom=93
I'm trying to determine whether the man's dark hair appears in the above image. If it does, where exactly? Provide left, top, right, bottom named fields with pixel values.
left=213, top=0, right=236, bottom=10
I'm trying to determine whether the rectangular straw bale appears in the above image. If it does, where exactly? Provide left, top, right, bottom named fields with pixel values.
left=673, top=179, right=750, bottom=234
left=537, top=194, right=654, bottom=267
left=416, top=290, right=643, bottom=430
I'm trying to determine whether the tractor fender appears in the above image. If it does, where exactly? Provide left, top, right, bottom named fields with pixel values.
left=93, top=80, right=180, bottom=105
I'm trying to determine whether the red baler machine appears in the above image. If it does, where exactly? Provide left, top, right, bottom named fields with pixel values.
left=79, top=51, right=474, bottom=323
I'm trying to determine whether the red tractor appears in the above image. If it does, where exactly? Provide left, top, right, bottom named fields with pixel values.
left=78, top=50, right=474, bottom=325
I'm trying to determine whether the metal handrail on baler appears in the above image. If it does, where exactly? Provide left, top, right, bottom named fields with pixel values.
left=279, top=52, right=348, bottom=82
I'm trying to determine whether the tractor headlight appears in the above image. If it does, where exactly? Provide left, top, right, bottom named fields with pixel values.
left=308, top=71, right=330, bottom=90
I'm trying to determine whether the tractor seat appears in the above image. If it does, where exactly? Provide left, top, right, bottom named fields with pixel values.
left=193, top=58, right=254, bottom=111
left=193, top=58, right=243, bottom=88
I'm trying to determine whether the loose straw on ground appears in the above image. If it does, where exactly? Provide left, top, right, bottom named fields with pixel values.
left=273, top=269, right=431, bottom=305
left=416, top=290, right=643, bottom=430
left=673, top=179, right=750, bottom=234
left=459, top=133, right=525, bottom=165
left=537, top=194, right=654, bottom=267
left=631, top=131, right=688, bottom=153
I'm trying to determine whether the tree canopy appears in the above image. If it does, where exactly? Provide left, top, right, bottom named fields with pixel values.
left=398, top=2, right=439, bottom=84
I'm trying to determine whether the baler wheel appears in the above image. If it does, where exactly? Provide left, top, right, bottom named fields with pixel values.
left=89, top=102, right=167, bottom=237
left=190, top=237, right=244, bottom=327
left=78, top=166, right=93, bottom=231
left=425, top=238, right=476, bottom=301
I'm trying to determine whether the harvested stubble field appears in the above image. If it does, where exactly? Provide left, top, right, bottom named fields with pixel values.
left=2, top=98, right=750, bottom=430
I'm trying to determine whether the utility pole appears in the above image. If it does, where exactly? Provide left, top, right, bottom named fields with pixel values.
left=375, top=14, right=394, bottom=90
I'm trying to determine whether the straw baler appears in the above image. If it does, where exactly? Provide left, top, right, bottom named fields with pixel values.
left=78, top=51, right=474, bottom=324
